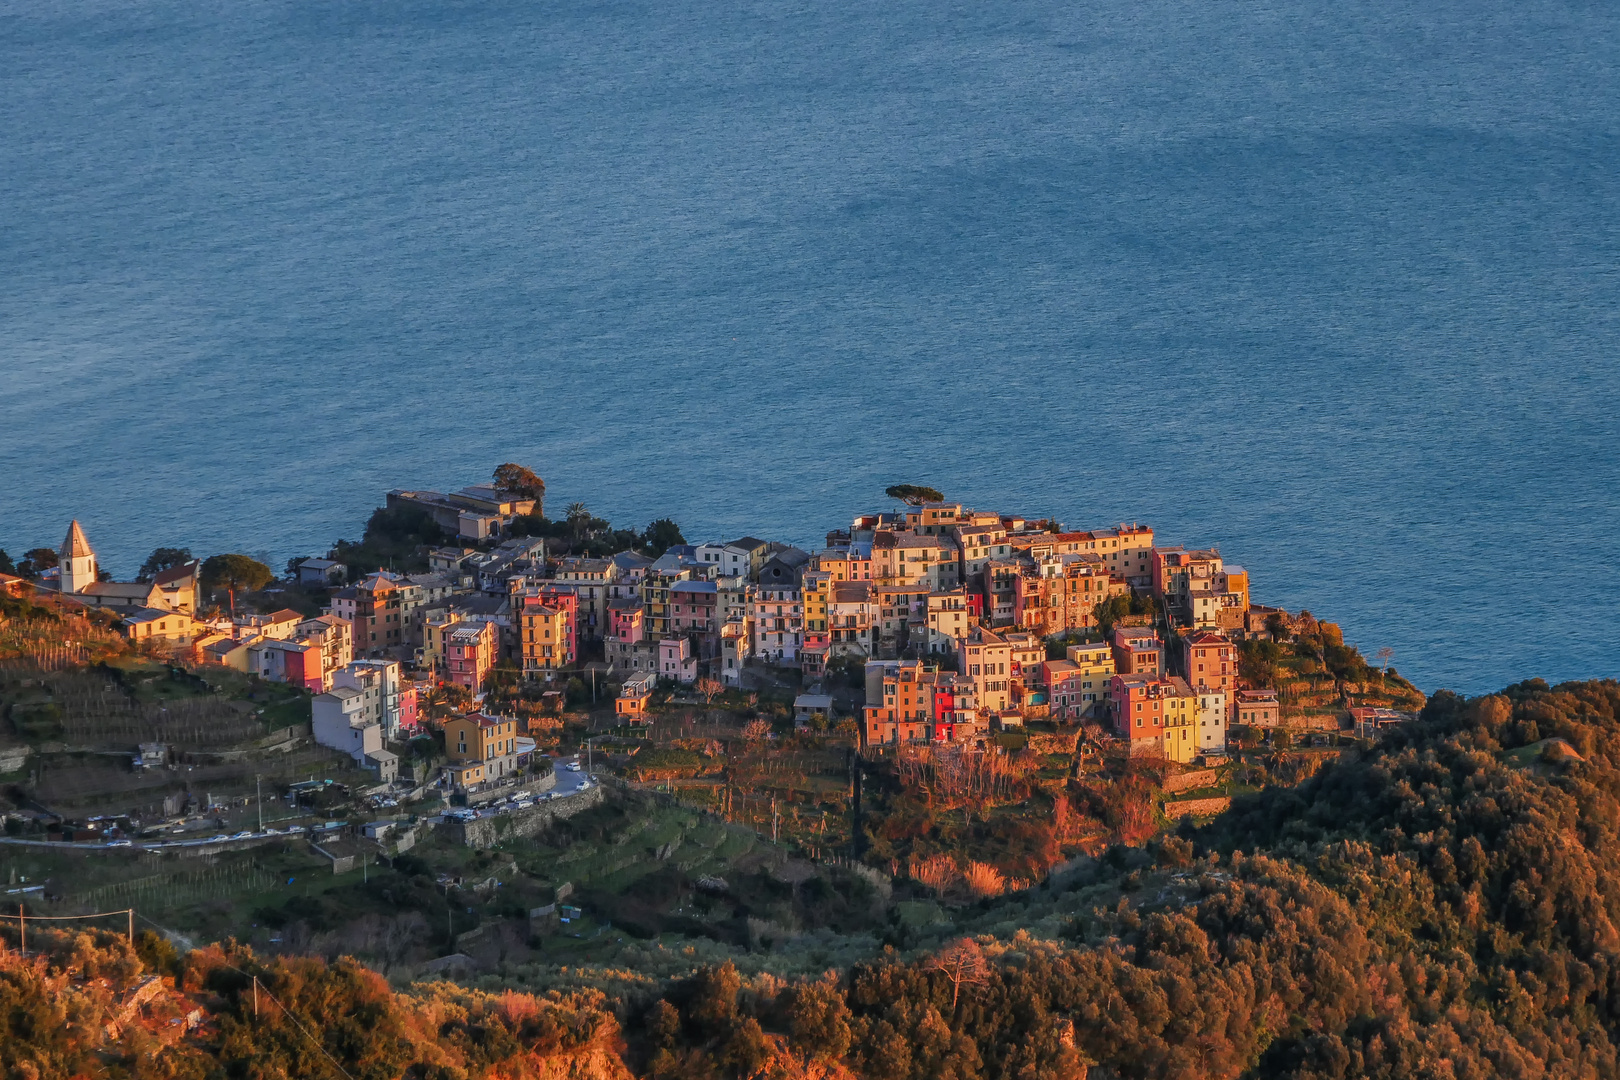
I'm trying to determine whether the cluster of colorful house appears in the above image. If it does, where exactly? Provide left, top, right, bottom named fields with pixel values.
left=20, top=485, right=1296, bottom=773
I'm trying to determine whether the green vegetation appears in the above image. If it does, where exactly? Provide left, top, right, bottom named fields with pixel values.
left=331, top=504, right=450, bottom=577
left=885, top=484, right=945, bottom=506
left=200, top=553, right=274, bottom=614
left=17, top=546, right=58, bottom=578
left=1091, top=591, right=1156, bottom=640
left=492, top=461, right=547, bottom=501
left=6, top=678, right=1620, bottom=1080
left=1239, top=614, right=1425, bottom=720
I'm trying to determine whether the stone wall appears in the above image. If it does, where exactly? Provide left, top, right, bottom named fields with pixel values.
left=1162, top=769, right=1218, bottom=794
left=1163, top=796, right=1231, bottom=819
left=452, top=783, right=605, bottom=849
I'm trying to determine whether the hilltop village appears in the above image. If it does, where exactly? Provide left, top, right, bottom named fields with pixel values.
left=2, top=471, right=1420, bottom=812
left=0, top=468, right=1465, bottom=1074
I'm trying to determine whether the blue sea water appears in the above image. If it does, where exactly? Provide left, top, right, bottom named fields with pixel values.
left=2, top=0, right=1617, bottom=695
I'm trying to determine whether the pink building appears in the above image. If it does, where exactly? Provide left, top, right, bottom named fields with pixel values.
left=609, top=602, right=644, bottom=644
left=659, top=637, right=697, bottom=683
left=444, top=620, right=498, bottom=692
left=397, top=683, right=421, bottom=735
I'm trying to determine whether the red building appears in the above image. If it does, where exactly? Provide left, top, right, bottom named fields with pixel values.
left=1111, top=673, right=1171, bottom=755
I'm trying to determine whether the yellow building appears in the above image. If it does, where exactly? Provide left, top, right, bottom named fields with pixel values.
left=119, top=607, right=202, bottom=644
left=447, top=760, right=487, bottom=788
left=1162, top=676, right=1200, bottom=764
left=872, top=531, right=946, bottom=586
left=443, top=712, right=518, bottom=766
left=801, top=569, right=831, bottom=635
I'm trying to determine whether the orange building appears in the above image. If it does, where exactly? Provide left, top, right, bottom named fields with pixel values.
left=1183, top=630, right=1237, bottom=700
left=329, top=572, right=404, bottom=656
left=1111, top=625, right=1163, bottom=675
left=615, top=672, right=656, bottom=725
left=516, top=586, right=576, bottom=675
left=1012, top=555, right=1124, bottom=637
left=863, top=660, right=933, bottom=746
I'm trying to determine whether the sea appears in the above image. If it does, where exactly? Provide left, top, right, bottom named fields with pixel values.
left=2, top=0, right=1617, bottom=696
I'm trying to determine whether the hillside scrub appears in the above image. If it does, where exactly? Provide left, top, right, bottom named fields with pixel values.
left=7, top=678, right=1620, bottom=1080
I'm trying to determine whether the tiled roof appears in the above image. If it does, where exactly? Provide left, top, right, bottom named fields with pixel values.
left=60, top=520, right=93, bottom=559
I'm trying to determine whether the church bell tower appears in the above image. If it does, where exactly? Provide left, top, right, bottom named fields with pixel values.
left=58, top=520, right=97, bottom=594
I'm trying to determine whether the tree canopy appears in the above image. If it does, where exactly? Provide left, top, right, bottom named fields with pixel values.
left=17, top=547, right=58, bottom=579
left=492, top=462, right=546, bottom=501
left=642, top=518, right=686, bottom=556
left=1092, top=591, right=1156, bottom=640
left=200, top=553, right=273, bottom=613
left=136, top=546, right=192, bottom=582
left=885, top=484, right=945, bottom=506
left=331, top=505, right=447, bottom=578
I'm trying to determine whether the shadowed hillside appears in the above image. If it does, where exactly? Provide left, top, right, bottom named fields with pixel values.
left=3, top=678, right=1618, bottom=1079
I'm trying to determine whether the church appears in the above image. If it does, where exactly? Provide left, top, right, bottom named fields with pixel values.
left=53, top=520, right=200, bottom=616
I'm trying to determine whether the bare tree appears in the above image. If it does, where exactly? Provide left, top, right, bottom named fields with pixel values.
left=925, top=937, right=991, bottom=1019
left=1376, top=646, right=1394, bottom=674
left=696, top=677, right=723, bottom=705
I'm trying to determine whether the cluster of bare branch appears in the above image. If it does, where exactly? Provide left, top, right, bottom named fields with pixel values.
left=893, top=744, right=1035, bottom=808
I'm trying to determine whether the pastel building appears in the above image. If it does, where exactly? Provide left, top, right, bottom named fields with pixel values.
left=616, top=672, right=656, bottom=725
left=1111, top=626, right=1163, bottom=676
left=444, top=620, right=498, bottom=691
left=659, top=637, right=697, bottom=684
left=443, top=712, right=520, bottom=786
left=516, top=586, right=577, bottom=675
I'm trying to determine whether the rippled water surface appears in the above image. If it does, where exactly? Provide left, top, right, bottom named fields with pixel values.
left=3, top=0, right=1617, bottom=694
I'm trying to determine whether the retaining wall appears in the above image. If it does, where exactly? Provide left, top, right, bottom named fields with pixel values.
left=1162, top=769, right=1218, bottom=794
left=466, top=769, right=556, bottom=807
left=1163, top=796, right=1231, bottom=819
left=451, top=784, right=605, bottom=849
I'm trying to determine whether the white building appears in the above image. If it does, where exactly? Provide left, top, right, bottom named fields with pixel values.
left=1197, top=688, right=1228, bottom=754
left=720, top=620, right=750, bottom=687
left=312, top=686, right=383, bottom=767
left=695, top=538, right=771, bottom=581
left=752, top=586, right=802, bottom=664
left=332, top=659, right=404, bottom=738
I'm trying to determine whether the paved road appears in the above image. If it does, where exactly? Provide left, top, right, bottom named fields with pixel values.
left=0, top=827, right=306, bottom=852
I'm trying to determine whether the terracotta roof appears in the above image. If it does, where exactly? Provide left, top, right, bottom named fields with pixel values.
left=831, top=580, right=873, bottom=603
left=60, top=520, right=93, bottom=559
left=81, top=582, right=158, bottom=599
left=152, top=561, right=200, bottom=586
